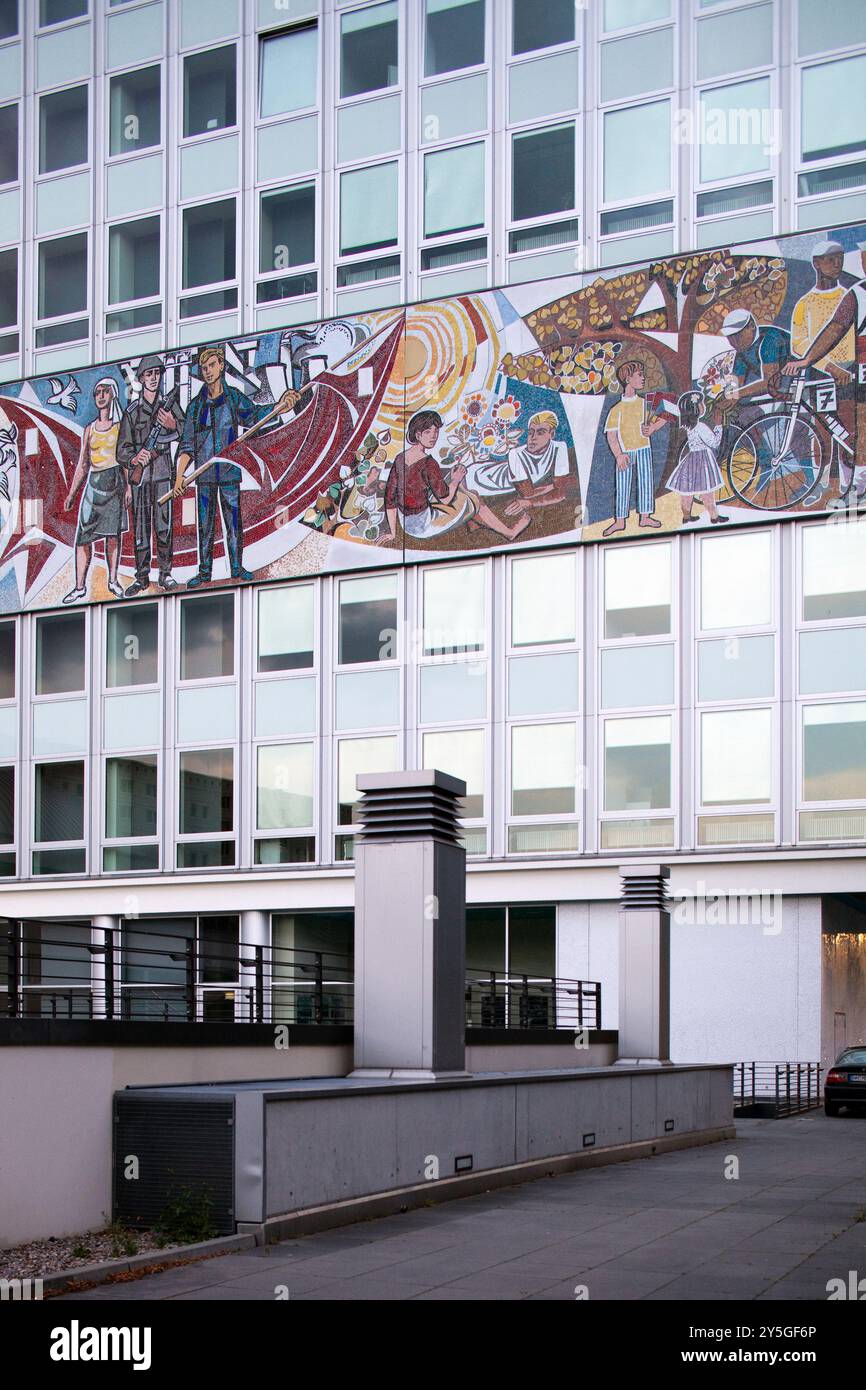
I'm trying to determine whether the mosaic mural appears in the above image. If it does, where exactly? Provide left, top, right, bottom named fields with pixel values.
left=1, top=221, right=864, bottom=614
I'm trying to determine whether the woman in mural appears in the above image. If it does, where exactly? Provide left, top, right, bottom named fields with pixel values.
left=382, top=410, right=531, bottom=544
left=666, top=390, right=729, bottom=526
left=62, top=377, right=130, bottom=603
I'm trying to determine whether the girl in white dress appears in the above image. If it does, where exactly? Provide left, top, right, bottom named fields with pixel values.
left=666, top=390, right=729, bottom=525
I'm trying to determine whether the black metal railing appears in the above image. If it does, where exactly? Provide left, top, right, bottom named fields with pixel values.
left=734, top=1061, right=823, bottom=1117
left=465, top=969, right=601, bottom=1032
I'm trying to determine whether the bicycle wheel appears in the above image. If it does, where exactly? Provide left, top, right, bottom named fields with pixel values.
left=727, top=413, right=823, bottom=511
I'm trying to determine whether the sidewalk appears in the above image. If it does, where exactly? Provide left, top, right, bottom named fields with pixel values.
left=56, top=1113, right=866, bottom=1302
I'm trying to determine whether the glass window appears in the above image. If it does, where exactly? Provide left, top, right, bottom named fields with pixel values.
left=603, top=100, right=671, bottom=203
left=259, top=185, right=315, bottom=274
left=425, top=0, right=485, bottom=77
left=803, top=703, right=866, bottom=801
left=183, top=45, right=236, bottom=138
left=0, top=1, right=16, bottom=40
left=260, top=24, right=318, bottom=118
left=798, top=160, right=866, bottom=200
left=0, top=248, right=14, bottom=344
left=466, top=904, right=506, bottom=971
left=698, top=635, right=775, bottom=702
left=696, top=179, right=773, bottom=218
left=0, top=622, right=14, bottom=699
left=336, top=668, right=400, bottom=729
left=424, top=143, right=485, bottom=238
left=603, top=0, right=670, bottom=30
left=106, top=604, right=158, bottom=688
left=601, top=644, right=673, bottom=708
left=512, top=0, right=573, bottom=54
left=508, top=904, right=556, bottom=977
left=604, top=543, right=671, bottom=638
left=420, top=661, right=487, bottom=723
left=337, top=734, right=398, bottom=824
left=258, top=585, right=314, bottom=672
left=340, top=163, right=398, bottom=255
left=339, top=574, right=397, bottom=665
left=340, top=1, right=398, bottom=99
left=700, top=531, right=772, bottom=629
left=34, top=761, right=84, bottom=841
left=108, top=216, right=159, bottom=306
left=423, top=565, right=485, bottom=655
left=0, top=765, right=12, bottom=844
left=511, top=553, right=576, bottom=646
left=802, top=56, right=866, bottom=162
left=257, top=743, right=314, bottom=829
left=109, top=65, right=161, bottom=157
left=701, top=709, right=772, bottom=805
left=802, top=524, right=866, bottom=620
left=38, top=233, right=87, bottom=322
left=600, top=28, right=674, bottom=104
left=39, top=85, right=88, bottom=174
left=798, top=0, right=866, bottom=57
left=512, top=124, right=574, bottom=222
left=35, top=612, right=85, bottom=695
left=604, top=715, right=671, bottom=811
left=508, top=653, right=578, bottom=717
left=699, top=78, right=772, bottom=184
left=179, top=748, right=234, bottom=833
left=511, top=723, right=576, bottom=815
left=105, top=755, right=158, bottom=838
left=182, top=199, right=235, bottom=290
left=800, top=629, right=866, bottom=695
left=600, top=198, right=672, bottom=237
left=40, top=0, right=86, bottom=23
left=697, top=4, right=772, bottom=82
left=0, top=105, right=18, bottom=185
left=422, top=727, right=484, bottom=817
left=180, top=594, right=234, bottom=681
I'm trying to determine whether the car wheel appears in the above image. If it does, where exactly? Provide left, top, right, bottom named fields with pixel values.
left=824, top=1100, right=840, bottom=1116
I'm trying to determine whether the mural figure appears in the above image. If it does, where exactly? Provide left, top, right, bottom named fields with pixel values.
left=666, top=391, right=728, bottom=526
left=602, top=361, right=668, bottom=536
left=116, top=354, right=185, bottom=596
left=464, top=410, right=570, bottom=515
left=62, top=378, right=128, bottom=603
left=790, top=239, right=854, bottom=381
left=721, top=308, right=791, bottom=405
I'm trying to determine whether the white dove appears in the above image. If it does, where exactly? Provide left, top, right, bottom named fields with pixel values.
left=47, top=376, right=81, bottom=413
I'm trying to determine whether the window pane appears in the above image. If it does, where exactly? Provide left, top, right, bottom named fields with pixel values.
left=340, top=163, right=398, bottom=255
left=0, top=622, right=15, bottom=699
left=258, top=585, right=314, bottom=672
left=511, top=723, right=576, bottom=815
left=601, top=644, right=673, bottom=708
left=425, top=0, right=485, bottom=77
left=35, top=612, right=85, bottom=695
left=39, top=86, right=88, bottom=174
left=200, top=916, right=239, bottom=986
left=339, top=573, right=397, bottom=664
left=34, top=761, right=84, bottom=841
left=513, top=0, right=573, bottom=54
left=466, top=905, right=506, bottom=971
left=698, top=635, right=775, bottom=701
left=38, top=234, right=87, bottom=319
left=336, top=669, right=400, bottom=729
left=600, top=28, right=674, bottom=103
left=105, top=755, right=157, bottom=838
left=183, top=45, right=236, bottom=138
left=800, top=629, right=866, bottom=695
left=106, top=604, right=158, bottom=688
left=109, top=65, right=160, bottom=156
left=0, top=766, right=12, bottom=852
left=508, top=653, right=578, bottom=716
left=423, top=565, right=485, bottom=654
left=424, top=143, right=485, bottom=238
left=803, top=703, right=866, bottom=801
left=802, top=56, right=866, bottom=162
left=697, top=179, right=773, bottom=217
left=701, top=709, right=772, bottom=805
left=0, top=1, right=17, bottom=40
left=512, top=124, right=574, bottom=221
left=604, top=0, right=670, bottom=30
left=510, top=553, right=576, bottom=646
left=182, top=200, right=235, bottom=289
left=0, top=104, right=18, bottom=184
left=604, top=715, right=671, bottom=811
left=700, top=531, right=772, bottom=629
left=259, top=185, right=315, bottom=274
left=603, top=100, right=670, bottom=202
left=257, top=743, right=314, bottom=829
left=420, top=661, right=487, bottom=723
left=340, top=1, right=398, bottom=99
left=508, top=904, right=556, bottom=977
left=338, top=734, right=397, bottom=824
left=41, top=0, right=87, bottom=26
left=604, top=543, right=671, bottom=638
left=108, top=217, right=159, bottom=305
left=260, top=25, right=318, bottom=117
left=803, top=524, right=866, bottom=620
left=798, top=160, right=866, bottom=199
left=697, top=4, right=772, bottom=82
left=180, top=594, right=234, bottom=680
left=179, top=748, right=234, bottom=833
left=422, top=727, right=484, bottom=817
left=798, top=0, right=866, bottom=56
left=699, top=78, right=772, bottom=183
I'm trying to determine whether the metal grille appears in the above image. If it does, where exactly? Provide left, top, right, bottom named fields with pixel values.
left=113, top=1094, right=235, bottom=1234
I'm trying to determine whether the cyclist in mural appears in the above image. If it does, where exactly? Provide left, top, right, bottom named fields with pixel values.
left=601, top=361, right=669, bottom=536
left=62, top=377, right=129, bottom=604
left=116, top=354, right=185, bottom=596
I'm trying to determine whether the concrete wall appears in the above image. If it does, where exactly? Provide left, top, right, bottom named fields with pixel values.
left=821, top=897, right=866, bottom=1072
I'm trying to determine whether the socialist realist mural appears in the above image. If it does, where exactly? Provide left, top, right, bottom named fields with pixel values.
left=1, top=221, right=864, bottom=614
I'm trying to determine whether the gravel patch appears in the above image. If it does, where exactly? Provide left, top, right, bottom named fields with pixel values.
left=0, top=1228, right=171, bottom=1281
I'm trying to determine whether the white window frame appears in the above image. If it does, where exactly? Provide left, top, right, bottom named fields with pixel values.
left=31, top=756, right=89, bottom=877
left=335, top=156, right=403, bottom=287
left=257, top=19, right=321, bottom=127
left=105, top=59, right=165, bottom=163
left=178, top=194, right=239, bottom=323
left=336, top=0, right=402, bottom=108
left=175, top=745, right=238, bottom=870
left=104, top=210, right=163, bottom=342
left=420, top=0, right=489, bottom=87
left=178, top=40, right=240, bottom=148
left=36, top=79, right=91, bottom=179
left=35, top=228, right=91, bottom=349
left=255, top=177, right=320, bottom=310
left=101, top=751, right=161, bottom=875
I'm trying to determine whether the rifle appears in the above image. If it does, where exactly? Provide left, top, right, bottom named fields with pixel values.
left=130, top=386, right=180, bottom=486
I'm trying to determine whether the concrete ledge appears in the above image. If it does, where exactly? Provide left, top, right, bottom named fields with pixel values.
left=42, top=1233, right=257, bottom=1295
left=243, top=1124, right=736, bottom=1245
left=0, top=1020, right=353, bottom=1047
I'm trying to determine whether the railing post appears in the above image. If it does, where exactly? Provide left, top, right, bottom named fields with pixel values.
left=549, top=975, right=556, bottom=1029
left=521, top=974, right=529, bottom=1029
left=104, top=928, right=115, bottom=1022
left=5, top=921, right=18, bottom=1018
left=185, top=936, right=196, bottom=1023
left=254, top=945, right=264, bottom=1024
left=314, top=951, right=324, bottom=1025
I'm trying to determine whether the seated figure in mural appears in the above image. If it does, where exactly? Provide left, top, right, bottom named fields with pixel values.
left=602, top=360, right=667, bottom=536
left=464, top=411, right=570, bottom=515
left=382, top=410, right=531, bottom=543
left=62, top=377, right=129, bottom=603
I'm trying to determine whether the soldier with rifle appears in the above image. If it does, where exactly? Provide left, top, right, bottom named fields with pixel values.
left=116, top=354, right=185, bottom=595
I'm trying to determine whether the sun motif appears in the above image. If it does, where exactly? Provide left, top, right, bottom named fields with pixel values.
left=461, top=391, right=489, bottom=425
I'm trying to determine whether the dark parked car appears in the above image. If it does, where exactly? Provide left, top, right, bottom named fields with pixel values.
left=824, top=1047, right=866, bottom=1115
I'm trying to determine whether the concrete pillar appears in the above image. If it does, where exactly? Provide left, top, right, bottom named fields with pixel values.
left=91, top=915, right=118, bottom=1020
left=240, top=910, right=271, bottom=1024
left=615, top=863, right=672, bottom=1066
left=351, top=769, right=467, bottom=1079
